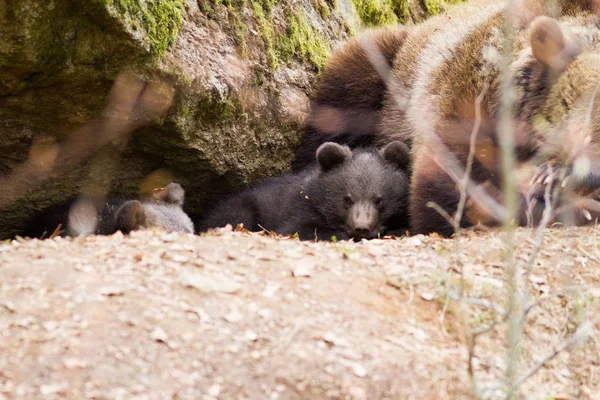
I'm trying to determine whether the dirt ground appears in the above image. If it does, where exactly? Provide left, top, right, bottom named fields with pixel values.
left=0, top=225, right=599, bottom=400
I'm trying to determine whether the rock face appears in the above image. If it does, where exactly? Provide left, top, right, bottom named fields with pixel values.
left=0, top=0, right=459, bottom=238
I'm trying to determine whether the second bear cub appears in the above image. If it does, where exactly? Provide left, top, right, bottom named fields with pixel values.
left=200, top=141, right=410, bottom=241
left=24, top=182, right=194, bottom=238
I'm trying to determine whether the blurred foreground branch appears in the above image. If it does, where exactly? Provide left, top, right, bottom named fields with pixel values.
left=0, top=72, right=175, bottom=207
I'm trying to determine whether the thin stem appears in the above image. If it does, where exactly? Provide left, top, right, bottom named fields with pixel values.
left=511, top=320, right=593, bottom=392
left=455, top=85, right=489, bottom=227
left=497, top=3, right=520, bottom=397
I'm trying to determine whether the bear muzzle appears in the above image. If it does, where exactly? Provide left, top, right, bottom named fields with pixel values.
left=346, top=202, right=379, bottom=240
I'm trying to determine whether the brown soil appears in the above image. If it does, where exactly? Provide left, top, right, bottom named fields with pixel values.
left=0, top=226, right=599, bottom=399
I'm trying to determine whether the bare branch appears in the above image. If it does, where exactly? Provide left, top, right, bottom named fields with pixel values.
left=426, top=201, right=461, bottom=235
left=473, top=315, right=508, bottom=337
left=455, top=84, right=489, bottom=227
left=511, top=320, right=594, bottom=392
left=521, top=285, right=584, bottom=325
left=448, top=293, right=506, bottom=316
left=427, top=139, right=508, bottom=225
left=498, top=1, right=520, bottom=396
left=521, top=170, right=555, bottom=314
left=0, top=73, right=174, bottom=208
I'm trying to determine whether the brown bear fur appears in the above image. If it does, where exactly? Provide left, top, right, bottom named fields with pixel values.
left=292, top=28, right=408, bottom=170
left=296, top=0, right=600, bottom=236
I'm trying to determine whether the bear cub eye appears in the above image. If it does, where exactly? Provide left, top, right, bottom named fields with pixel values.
left=344, top=195, right=354, bottom=206
left=375, top=197, right=384, bottom=207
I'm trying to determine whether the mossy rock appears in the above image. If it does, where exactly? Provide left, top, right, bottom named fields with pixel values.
left=348, top=0, right=466, bottom=27
left=0, top=0, right=459, bottom=238
left=98, top=0, right=185, bottom=56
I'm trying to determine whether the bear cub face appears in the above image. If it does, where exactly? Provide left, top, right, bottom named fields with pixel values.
left=199, top=141, right=410, bottom=241
left=307, top=141, right=410, bottom=240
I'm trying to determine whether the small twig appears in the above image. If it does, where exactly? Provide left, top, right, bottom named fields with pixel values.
left=455, top=84, right=489, bottom=227
left=358, top=34, right=393, bottom=86
left=449, top=293, right=506, bottom=316
left=497, top=1, right=520, bottom=395
left=48, top=223, right=64, bottom=240
left=439, top=295, right=450, bottom=336
left=431, top=153, right=463, bottom=188
left=473, top=315, right=509, bottom=337
left=521, top=171, right=555, bottom=319
left=257, top=223, right=271, bottom=234
left=520, top=285, right=583, bottom=325
left=427, top=138, right=508, bottom=225
left=426, top=85, right=491, bottom=398
left=510, top=320, right=594, bottom=392
left=426, top=202, right=460, bottom=234
left=464, top=318, right=477, bottom=392
left=584, top=81, right=600, bottom=128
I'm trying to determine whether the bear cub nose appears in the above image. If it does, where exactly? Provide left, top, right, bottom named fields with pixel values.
left=348, top=203, right=377, bottom=239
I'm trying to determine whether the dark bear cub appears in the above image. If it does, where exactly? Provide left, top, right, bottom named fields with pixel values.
left=200, top=141, right=411, bottom=241
left=24, top=182, right=194, bottom=238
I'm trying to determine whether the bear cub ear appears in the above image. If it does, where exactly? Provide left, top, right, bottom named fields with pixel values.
left=153, top=182, right=185, bottom=206
left=116, top=200, right=148, bottom=233
left=381, top=141, right=410, bottom=170
left=529, top=16, right=569, bottom=70
left=316, top=142, right=353, bottom=171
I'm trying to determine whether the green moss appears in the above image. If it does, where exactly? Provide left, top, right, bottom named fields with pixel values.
left=325, top=0, right=338, bottom=10
left=423, top=0, right=466, bottom=17
left=229, top=5, right=248, bottom=57
left=27, top=8, right=68, bottom=69
left=99, top=0, right=185, bottom=57
left=199, top=0, right=249, bottom=57
left=277, top=6, right=330, bottom=71
left=198, top=0, right=213, bottom=15
left=391, top=0, right=411, bottom=22
left=351, top=0, right=397, bottom=27
left=351, top=0, right=463, bottom=26
left=10, top=1, right=78, bottom=73
left=258, top=0, right=275, bottom=13
left=312, top=0, right=331, bottom=19
left=174, top=93, right=238, bottom=131
left=423, top=0, right=443, bottom=15
left=180, top=104, right=195, bottom=119
left=195, top=95, right=236, bottom=124
left=251, top=0, right=278, bottom=70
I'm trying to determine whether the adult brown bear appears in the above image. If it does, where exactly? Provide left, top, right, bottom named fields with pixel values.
left=295, top=0, right=600, bottom=236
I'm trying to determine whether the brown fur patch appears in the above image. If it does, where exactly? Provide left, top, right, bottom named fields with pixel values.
left=378, top=21, right=449, bottom=147
left=116, top=200, right=148, bottom=233
left=464, top=181, right=503, bottom=227
left=298, top=0, right=600, bottom=235
left=543, top=53, right=600, bottom=125
left=433, top=13, right=503, bottom=122
left=315, top=28, right=408, bottom=111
